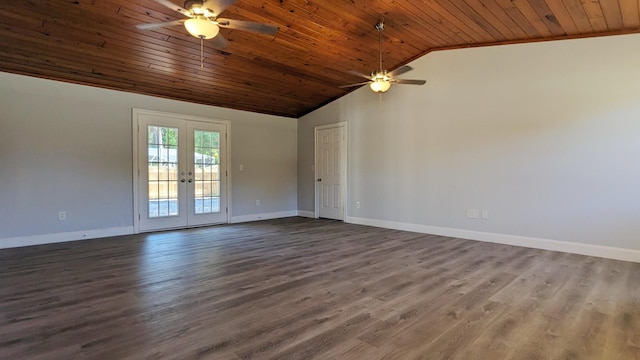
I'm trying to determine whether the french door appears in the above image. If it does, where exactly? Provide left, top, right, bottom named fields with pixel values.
left=133, top=109, right=228, bottom=232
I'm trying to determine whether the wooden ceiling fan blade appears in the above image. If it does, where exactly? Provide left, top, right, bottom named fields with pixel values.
left=347, top=70, right=372, bottom=80
left=136, top=19, right=185, bottom=30
left=389, top=65, right=413, bottom=77
left=210, top=33, right=230, bottom=49
left=339, top=81, right=372, bottom=88
left=394, top=79, right=426, bottom=85
left=205, top=0, right=237, bottom=16
left=216, top=18, right=278, bottom=35
left=154, top=0, right=192, bottom=16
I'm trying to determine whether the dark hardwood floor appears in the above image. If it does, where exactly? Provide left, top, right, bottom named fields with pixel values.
left=1, top=217, right=639, bottom=359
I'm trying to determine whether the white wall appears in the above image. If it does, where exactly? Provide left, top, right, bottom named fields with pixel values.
left=0, top=72, right=298, bottom=243
left=299, top=34, right=640, bottom=255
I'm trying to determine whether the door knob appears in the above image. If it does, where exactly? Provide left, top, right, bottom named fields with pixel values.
left=180, top=179, right=186, bottom=183
left=317, top=178, right=322, bottom=182
left=188, top=179, right=193, bottom=183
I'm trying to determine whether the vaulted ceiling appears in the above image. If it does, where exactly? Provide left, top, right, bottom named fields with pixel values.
left=0, top=1, right=638, bottom=118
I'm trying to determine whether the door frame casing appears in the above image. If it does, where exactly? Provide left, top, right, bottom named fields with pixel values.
left=132, top=108, right=232, bottom=234
left=314, top=122, right=348, bottom=220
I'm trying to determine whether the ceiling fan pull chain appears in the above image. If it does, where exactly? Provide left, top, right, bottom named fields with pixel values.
left=200, top=36, right=204, bottom=69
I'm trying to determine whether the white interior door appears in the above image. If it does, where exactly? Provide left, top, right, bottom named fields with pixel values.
left=315, top=124, right=346, bottom=220
left=134, top=110, right=228, bottom=232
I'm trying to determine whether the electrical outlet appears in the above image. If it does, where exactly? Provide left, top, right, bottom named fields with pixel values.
left=481, top=210, right=489, bottom=219
left=239, top=164, right=244, bottom=171
left=255, top=200, right=260, bottom=206
left=58, top=211, right=66, bottom=220
left=466, top=209, right=479, bottom=219
left=356, top=201, right=361, bottom=209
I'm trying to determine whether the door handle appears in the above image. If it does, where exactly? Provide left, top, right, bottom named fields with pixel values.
left=188, top=179, right=193, bottom=183
left=181, top=179, right=186, bottom=183
left=317, top=178, right=322, bottom=182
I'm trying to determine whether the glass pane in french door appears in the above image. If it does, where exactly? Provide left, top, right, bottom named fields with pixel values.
left=147, top=125, right=179, bottom=218
left=193, top=129, right=220, bottom=214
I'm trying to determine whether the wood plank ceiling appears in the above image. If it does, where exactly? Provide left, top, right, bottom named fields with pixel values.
left=0, top=0, right=639, bottom=118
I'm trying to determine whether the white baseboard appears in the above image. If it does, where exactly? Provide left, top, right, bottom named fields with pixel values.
left=297, top=210, right=316, bottom=218
left=229, top=210, right=299, bottom=224
left=0, top=226, right=134, bottom=249
left=346, top=216, right=640, bottom=263
left=11, top=216, right=635, bottom=264
left=0, top=210, right=308, bottom=249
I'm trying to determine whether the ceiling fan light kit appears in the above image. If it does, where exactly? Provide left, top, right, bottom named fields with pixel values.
left=370, top=72, right=391, bottom=93
left=184, top=16, right=219, bottom=39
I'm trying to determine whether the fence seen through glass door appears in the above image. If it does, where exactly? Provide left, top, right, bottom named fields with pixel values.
left=193, top=129, right=220, bottom=214
left=147, top=126, right=179, bottom=218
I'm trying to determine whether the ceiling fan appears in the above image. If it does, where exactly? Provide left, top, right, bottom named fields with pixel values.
left=341, top=22, right=426, bottom=93
left=137, top=0, right=278, bottom=66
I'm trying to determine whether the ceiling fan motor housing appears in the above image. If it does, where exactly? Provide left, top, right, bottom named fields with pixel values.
left=185, top=0, right=204, bottom=9
left=184, top=0, right=213, bottom=16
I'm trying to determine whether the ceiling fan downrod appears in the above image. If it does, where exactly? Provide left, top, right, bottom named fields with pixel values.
left=375, top=22, right=384, bottom=73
